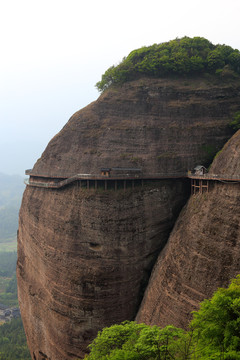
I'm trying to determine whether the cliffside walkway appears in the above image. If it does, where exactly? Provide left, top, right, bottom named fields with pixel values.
left=24, top=170, right=240, bottom=192
left=24, top=172, right=186, bottom=191
left=188, top=174, right=240, bottom=194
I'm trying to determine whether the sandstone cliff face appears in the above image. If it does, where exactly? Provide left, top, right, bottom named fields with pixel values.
left=136, top=130, right=240, bottom=329
left=18, top=181, right=188, bottom=360
left=209, top=129, right=240, bottom=176
left=31, top=76, right=240, bottom=177
left=17, top=76, right=240, bottom=360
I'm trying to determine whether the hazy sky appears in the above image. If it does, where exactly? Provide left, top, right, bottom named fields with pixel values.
left=1, top=0, right=240, bottom=175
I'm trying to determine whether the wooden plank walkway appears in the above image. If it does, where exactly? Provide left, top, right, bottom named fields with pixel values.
left=188, top=174, right=240, bottom=182
left=24, top=170, right=240, bottom=190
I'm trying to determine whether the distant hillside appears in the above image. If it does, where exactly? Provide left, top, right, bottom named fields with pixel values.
left=0, top=173, right=24, bottom=242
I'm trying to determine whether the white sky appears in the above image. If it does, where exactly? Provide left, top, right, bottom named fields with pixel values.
left=0, top=0, right=240, bottom=175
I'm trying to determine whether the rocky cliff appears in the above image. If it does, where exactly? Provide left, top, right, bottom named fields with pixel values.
left=210, top=129, right=240, bottom=176
left=17, top=75, right=240, bottom=360
left=136, top=130, right=240, bottom=329
left=31, top=76, right=239, bottom=177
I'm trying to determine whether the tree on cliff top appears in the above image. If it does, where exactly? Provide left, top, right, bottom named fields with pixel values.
left=96, top=37, right=240, bottom=92
left=84, top=275, right=240, bottom=359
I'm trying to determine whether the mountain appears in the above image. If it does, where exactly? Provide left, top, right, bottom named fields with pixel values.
left=17, top=38, right=240, bottom=360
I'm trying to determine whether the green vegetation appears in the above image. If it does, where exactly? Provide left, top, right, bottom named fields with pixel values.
left=0, top=251, right=30, bottom=359
left=0, top=173, right=30, bottom=359
left=96, top=37, right=240, bottom=92
left=191, top=275, right=240, bottom=359
left=201, top=144, right=220, bottom=165
left=0, top=252, right=18, bottom=306
left=85, top=275, right=240, bottom=359
left=0, top=274, right=18, bottom=307
left=229, top=111, right=240, bottom=131
left=0, top=318, right=31, bottom=360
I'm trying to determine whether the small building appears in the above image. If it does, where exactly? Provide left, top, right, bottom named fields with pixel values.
left=100, top=168, right=111, bottom=177
left=194, top=165, right=207, bottom=176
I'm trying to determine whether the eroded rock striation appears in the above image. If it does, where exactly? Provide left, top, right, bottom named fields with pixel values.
left=31, top=76, right=239, bottom=177
left=18, top=180, right=188, bottom=360
left=136, top=130, right=240, bottom=329
left=17, top=76, right=240, bottom=359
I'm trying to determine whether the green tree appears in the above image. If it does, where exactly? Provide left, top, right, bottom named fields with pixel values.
left=96, top=37, right=240, bottom=92
left=0, top=318, right=31, bottom=360
left=190, top=275, right=240, bottom=359
left=84, top=321, right=194, bottom=360
left=207, top=48, right=225, bottom=70
left=85, top=275, right=240, bottom=359
left=229, top=111, right=240, bottom=131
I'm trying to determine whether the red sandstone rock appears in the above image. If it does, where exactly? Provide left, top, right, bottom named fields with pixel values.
left=18, top=182, right=188, bottom=359
left=31, top=76, right=240, bottom=177
left=209, top=130, right=240, bottom=177
left=136, top=130, right=240, bottom=329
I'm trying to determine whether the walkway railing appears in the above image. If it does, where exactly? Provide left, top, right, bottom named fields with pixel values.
left=24, top=170, right=240, bottom=190
left=188, top=174, right=240, bottom=182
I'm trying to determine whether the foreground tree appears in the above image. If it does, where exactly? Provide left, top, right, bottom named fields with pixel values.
left=191, top=274, right=240, bottom=359
left=84, top=322, right=192, bottom=360
left=84, top=275, right=240, bottom=359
